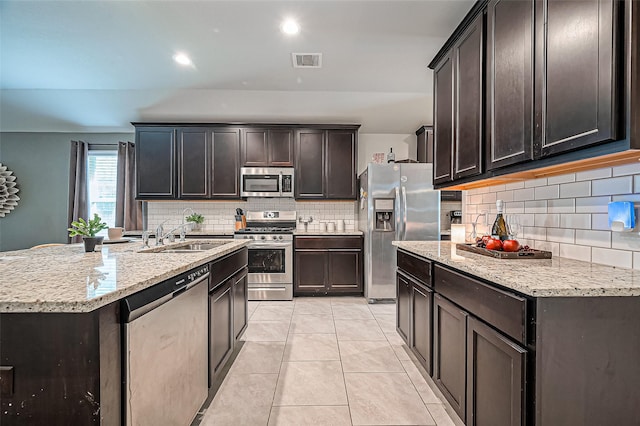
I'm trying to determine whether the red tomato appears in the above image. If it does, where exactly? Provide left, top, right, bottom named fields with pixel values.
left=485, top=238, right=503, bottom=251
left=502, top=239, right=520, bottom=252
left=481, top=235, right=492, bottom=245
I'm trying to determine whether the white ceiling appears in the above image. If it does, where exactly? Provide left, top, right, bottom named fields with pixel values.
left=0, top=0, right=473, bottom=134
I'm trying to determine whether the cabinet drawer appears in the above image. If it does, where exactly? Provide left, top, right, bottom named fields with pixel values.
left=295, top=236, right=362, bottom=250
left=397, top=250, right=432, bottom=286
left=210, top=249, right=248, bottom=290
left=433, top=265, right=526, bottom=345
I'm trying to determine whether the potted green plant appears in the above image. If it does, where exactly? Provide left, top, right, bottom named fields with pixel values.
left=185, top=212, right=204, bottom=231
left=68, top=213, right=108, bottom=252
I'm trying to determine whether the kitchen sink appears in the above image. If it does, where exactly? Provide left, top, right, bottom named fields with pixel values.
left=143, top=241, right=228, bottom=254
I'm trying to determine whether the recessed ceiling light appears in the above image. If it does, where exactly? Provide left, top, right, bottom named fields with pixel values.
left=281, top=19, right=299, bottom=35
left=173, top=53, right=192, bottom=66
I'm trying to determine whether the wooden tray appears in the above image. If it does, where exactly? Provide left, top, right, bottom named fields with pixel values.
left=456, top=244, right=552, bottom=259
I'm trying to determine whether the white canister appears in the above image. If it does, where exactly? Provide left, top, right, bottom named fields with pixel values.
left=337, top=220, right=345, bottom=232
left=327, top=221, right=336, bottom=232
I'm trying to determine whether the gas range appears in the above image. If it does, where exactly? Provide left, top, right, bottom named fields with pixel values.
left=234, top=211, right=296, bottom=301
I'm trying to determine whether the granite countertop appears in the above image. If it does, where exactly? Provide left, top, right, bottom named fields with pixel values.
left=393, top=241, right=640, bottom=298
left=0, top=239, right=248, bottom=313
left=294, top=230, right=363, bottom=236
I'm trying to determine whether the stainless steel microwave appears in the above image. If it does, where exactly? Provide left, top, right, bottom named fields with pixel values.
left=240, top=167, right=295, bottom=197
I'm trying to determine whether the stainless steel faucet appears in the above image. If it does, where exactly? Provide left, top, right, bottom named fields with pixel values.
left=155, top=219, right=171, bottom=246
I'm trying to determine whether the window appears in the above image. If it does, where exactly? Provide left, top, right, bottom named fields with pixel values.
left=88, top=150, right=118, bottom=236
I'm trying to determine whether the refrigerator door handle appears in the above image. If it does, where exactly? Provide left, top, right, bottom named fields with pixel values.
left=401, top=186, right=407, bottom=240
left=395, top=186, right=401, bottom=240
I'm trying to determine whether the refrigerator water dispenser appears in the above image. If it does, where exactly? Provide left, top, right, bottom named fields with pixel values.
left=374, top=198, right=395, bottom=231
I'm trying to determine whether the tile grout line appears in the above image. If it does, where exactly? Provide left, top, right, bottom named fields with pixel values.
left=333, top=300, right=356, bottom=426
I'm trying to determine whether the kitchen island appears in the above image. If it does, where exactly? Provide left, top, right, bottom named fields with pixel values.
left=0, top=239, right=248, bottom=425
left=393, top=241, right=640, bottom=426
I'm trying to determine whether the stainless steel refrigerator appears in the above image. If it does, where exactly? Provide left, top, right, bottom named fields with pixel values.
left=358, top=163, right=440, bottom=301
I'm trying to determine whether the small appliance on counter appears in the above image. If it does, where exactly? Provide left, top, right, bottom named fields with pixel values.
left=449, top=210, right=462, bottom=224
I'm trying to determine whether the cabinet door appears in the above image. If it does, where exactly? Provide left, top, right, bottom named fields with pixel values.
left=433, top=53, right=454, bottom=185
left=327, top=250, right=362, bottom=293
left=295, top=130, right=325, bottom=198
left=536, top=0, right=619, bottom=157
left=433, top=294, right=467, bottom=422
left=211, top=128, right=241, bottom=198
left=294, top=251, right=328, bottom=294
left=326, top=130, right=357, bottom=199
left=412, top=282, right=433, bottom=375
left=416, top=126, right=433, bottom=163
left=233, top=269, right=248, bottom=341
left=453, top=13, right=484, bottom=179
left=269, top=129, right=294, bottom=166
left=210, top=281, right=233, bottom=383
left=242, top=129, right=268, bottom=167
left=178, top=128, right=209, bottom=198
left=135, top=127, right=176, bottom=199
left=467, top=316, right=526, bottom=426
left=487, top=0, right=534, bottom=170
left=396, top=273, right=411, bottom=344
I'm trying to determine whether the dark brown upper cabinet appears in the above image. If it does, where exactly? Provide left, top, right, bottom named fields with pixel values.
left=211, top=128, right=241, bottom=198
left=241, top=128, right=293, bottom=167
left=433, top=53, right=454, bottom=184
left=433, top=12, right=484, bottom=185
left=453, top=13, right=484, bottom=180
left=535, top=0, right=620, bottom=158
left=487, top=0, right=535, bottom=170
left=326, top=130, right=357, bottom=199
left=295, top=128, right=358, bottom=200
left=178, top=128, right=209, bottom=199
left=136, top=126, right=177, bottom=199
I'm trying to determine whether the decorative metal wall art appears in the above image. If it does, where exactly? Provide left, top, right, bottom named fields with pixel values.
left=0, top=163, right=20, bottom=217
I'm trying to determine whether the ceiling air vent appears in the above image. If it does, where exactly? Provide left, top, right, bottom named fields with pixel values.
left=292, top=53, right=322, bottom=68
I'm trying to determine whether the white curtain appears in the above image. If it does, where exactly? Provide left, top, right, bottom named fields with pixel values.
left=67, top=140, right=89, bottom=243
left=115, top=141, right=143, bottom=230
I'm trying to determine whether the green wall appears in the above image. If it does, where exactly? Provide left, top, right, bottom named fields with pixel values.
left=0, top=132, right=133, bottom=251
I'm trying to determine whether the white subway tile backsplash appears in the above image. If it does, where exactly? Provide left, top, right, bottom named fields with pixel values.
left=547, top=174, right=576, bottom=185
left=575, top=196, right=610, bottom=213
left=547, top=228, right=575, bottom=244
left=535, top=185, right=559, bottom=200
left=559, top=244, right=592, bottom=262
left=518, top=213, right=535, bottom=227
left=592, top=247, right=633, bottom=268
left=547, top=199, right=575, bottom=213
left=534, top=213, right=560, bottom=228
left=560, top=181, right=590, bottom=198
left=591, top=213, right=610, bottom=231
left=524, top=178, right=548, bottom=188
left=512, top=188, right=535, bottom=201
left=634, top=176, right=640, bottom=193
left=504, top=201, right=524, bottom=213
left=496, top=191, right=514, bottom=202
left=611, top=194, right=640, bottom=202
left=591, top=176, right=633, bottom=196
left=535, top=241, right=560, bottom=256
left=505, top=181, right=525, bottom=190
left=523, top=226, right=547, bottom=240
left=524, top=200, right=547, bottom=214
left=482, top=192, right=497, bottom=204
left=612, top=163, right=640, bottom=176
left=560, top=213, right=591, bottom=229
left=575, top=230, right=611, bottom=248
left=576, top=168, right=612, bottom=181
left=611, top=233, right=640, bottom=251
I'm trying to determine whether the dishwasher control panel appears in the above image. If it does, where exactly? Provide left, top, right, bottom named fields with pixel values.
left=188, top=265, right=209, bottom=283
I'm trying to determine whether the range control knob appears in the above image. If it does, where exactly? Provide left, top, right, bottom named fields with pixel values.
left=260, top=235, right=266, bottom=240
left=279, top=236, right=284, bottom=240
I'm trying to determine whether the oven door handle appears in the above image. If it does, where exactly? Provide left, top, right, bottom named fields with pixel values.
left=248, top=243, right=292, bottom=248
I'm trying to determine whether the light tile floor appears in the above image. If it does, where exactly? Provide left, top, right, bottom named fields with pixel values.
left=199, top=297, right=461, bottom=426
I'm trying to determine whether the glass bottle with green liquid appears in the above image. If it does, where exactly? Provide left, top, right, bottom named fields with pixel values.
left=491, top=200, right=509, bottom=241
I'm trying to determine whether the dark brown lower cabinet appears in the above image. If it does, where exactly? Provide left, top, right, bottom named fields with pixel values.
left=396, top=273, right=411, bottom=343
left=411, top=281, right=433, bottom=375
left=294, top=236, right=363, bottom=296
left=209, top=281, right=233, bottom=383
left=232, top=268, right=248, bottom=341
left=433, top=293, right=468, bottom=422
left=467, top=316, right=526, bottom=426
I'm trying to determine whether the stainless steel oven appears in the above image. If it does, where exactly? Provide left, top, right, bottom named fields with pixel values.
left=240, top=167, right=294, bottom=197
left=234, top=211, right=296, bottom=300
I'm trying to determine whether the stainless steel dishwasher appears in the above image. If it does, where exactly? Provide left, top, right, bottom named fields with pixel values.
left=122, top=264, right=209, bottom=426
